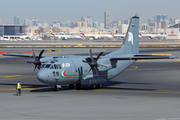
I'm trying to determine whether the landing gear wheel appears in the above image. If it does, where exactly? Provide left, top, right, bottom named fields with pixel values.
left=69, top=84, right=74, bottom=89
left=98, top=84, right=103, bottom=88
left=91, top=84, right=96, bottom=89
left=76, top=84, right=81, bottom=89
left=53, top=85, right=58, bottom=91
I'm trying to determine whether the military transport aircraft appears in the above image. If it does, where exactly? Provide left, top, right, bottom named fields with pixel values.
left=3, top=16, right=177, bottom=91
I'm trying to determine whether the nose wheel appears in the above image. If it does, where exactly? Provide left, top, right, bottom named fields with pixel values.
left=52, top=85, right=58, bottom=91
left=51, top=85, right=61, bottom=91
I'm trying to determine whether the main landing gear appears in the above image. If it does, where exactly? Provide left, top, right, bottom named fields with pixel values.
left=69, top=84, right=74, bottom=89
left=91, top=83, right=104, bottom=89
left=69, top=84, right=81, bottom=89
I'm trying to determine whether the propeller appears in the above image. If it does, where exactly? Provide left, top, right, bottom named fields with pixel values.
left=82, top=49, right=103, bottom=77
left=27, top=49, right=44, bottom=71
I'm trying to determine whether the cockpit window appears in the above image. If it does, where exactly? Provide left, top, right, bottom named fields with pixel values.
left=49, top=65, right=54, bottom=69
left=58, top=64, right=61, bottom=69
left=45, top=64, right=51, bottom=68
left=41, top=64, right=46, bottom=68
left=54, top=64, right=58, bottom=69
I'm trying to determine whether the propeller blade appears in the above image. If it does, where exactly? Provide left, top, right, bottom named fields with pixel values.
left=27, top=61, right=34, bottom=63
left=94, top=67, right=99, bottom=77
left=82, top=60, right=88, bottom=63
left=38, top=50, right=45, bottom=60
left=88, top=66, right=93, bottom=73
left=89, top=49, right=94, bottom=62
left=96, top=52, right=103, bottom=61
left=34, top=65, right=37, bottom=71
left=31, top=49, right=37, bottom=60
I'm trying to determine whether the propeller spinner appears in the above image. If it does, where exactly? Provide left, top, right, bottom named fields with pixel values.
left=27, top=49, right=44, bottom=71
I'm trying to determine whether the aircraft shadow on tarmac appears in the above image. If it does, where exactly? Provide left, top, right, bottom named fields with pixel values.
left=0, top=80, right=155, bottom=92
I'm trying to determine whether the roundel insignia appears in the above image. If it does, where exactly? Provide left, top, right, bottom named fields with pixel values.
left=121, top=64, right=123, bottom=67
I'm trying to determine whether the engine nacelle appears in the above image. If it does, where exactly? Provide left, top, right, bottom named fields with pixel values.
left=40, top=57, right=54, bottom=63
left=81, top=77, right=107, bottom=85
left=97, top=58, right=112, bottom=71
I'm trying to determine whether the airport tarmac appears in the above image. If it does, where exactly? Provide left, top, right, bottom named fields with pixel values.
left=0, top=48, right=180, bottom=120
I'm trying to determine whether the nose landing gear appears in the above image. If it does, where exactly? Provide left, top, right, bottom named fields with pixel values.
left=50, top=85, right=61, bottom=91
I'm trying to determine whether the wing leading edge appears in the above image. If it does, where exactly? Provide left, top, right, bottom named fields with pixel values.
left=2, top=53, right=46, bottom=58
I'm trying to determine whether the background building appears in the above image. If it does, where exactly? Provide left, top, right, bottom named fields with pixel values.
left=14, top=16, right=20, bottom=25
left=104, top=11, right=110, bottom=29
left=24, top=17, right=39, bottom=26
left=0, top=25, right=27, bottom=40
left=0, top=17, right=3, bottom=24
left=118, top=24, right=128, bottom=34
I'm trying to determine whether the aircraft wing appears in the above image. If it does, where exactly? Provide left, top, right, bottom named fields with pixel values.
left=2, top=53, right=88, bottom=58
left=2, top=53, right=45, bottom=58
left=110, top=55, right=177, bottom=60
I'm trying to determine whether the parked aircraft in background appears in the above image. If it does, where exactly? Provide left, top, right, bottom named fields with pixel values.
left=50, top=30, right=82, bottom=40
left=140, top=33, right=166, bottom=39
left=109, top=30, right=143, bottom=39
left=109, top=30, right=126, bottom=38
left=3, top=16, right=176, bottom=91
left=80, top=30, right=112, bottom=40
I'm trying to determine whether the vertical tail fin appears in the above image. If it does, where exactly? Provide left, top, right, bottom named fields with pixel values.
left=80, top=30, right=86, bottom=37
left=106, top=16, right=139, bottom=57
left=109, top=30, right=115, bottom=37
left=139, top=33, right=143, bottom=37
left=50, top=30, right=55, bottom=37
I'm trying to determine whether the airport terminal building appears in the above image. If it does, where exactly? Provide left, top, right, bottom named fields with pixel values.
left=0, top=24, right=27, bottom=40
left=166, top=24, right=180, bottom=39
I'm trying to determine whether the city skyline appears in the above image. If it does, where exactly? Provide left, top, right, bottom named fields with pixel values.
left=0, top=0, right=180, bottom=25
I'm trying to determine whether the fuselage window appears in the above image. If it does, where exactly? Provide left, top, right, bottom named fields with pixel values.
left=49, top=65, right=54, bottom=69
left=58, top=64, right=61, bottom=69
left=41, top=64, right=46, bottom=68
left=54, top=64, right=58, bottom=69
left=45, top=64, right=51, bottom=68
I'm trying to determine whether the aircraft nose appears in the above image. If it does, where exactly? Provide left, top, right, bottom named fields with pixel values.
left=37, top=70, right=47, bottom=83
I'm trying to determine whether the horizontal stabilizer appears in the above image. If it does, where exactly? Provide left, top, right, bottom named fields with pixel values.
left=110, top=55, right=177, bottom=60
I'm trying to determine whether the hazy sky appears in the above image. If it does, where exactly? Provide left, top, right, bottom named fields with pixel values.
left=1, top=0, right=180, bottom=24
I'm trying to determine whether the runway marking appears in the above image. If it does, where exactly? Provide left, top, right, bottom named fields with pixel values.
left=126, top=66, right=138, bottom=70
left=138, top=60, right=146, bottom=61
left=0, top=75, right=36, bottom=80
left=173, top=59, right=180, bottom=61
left=1, top=75, right=23, bottom=78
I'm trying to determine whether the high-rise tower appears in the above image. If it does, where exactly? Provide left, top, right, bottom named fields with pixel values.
left=104, top=11, right=110, bottom=29
left=14, top=16, right=20, bottom=25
